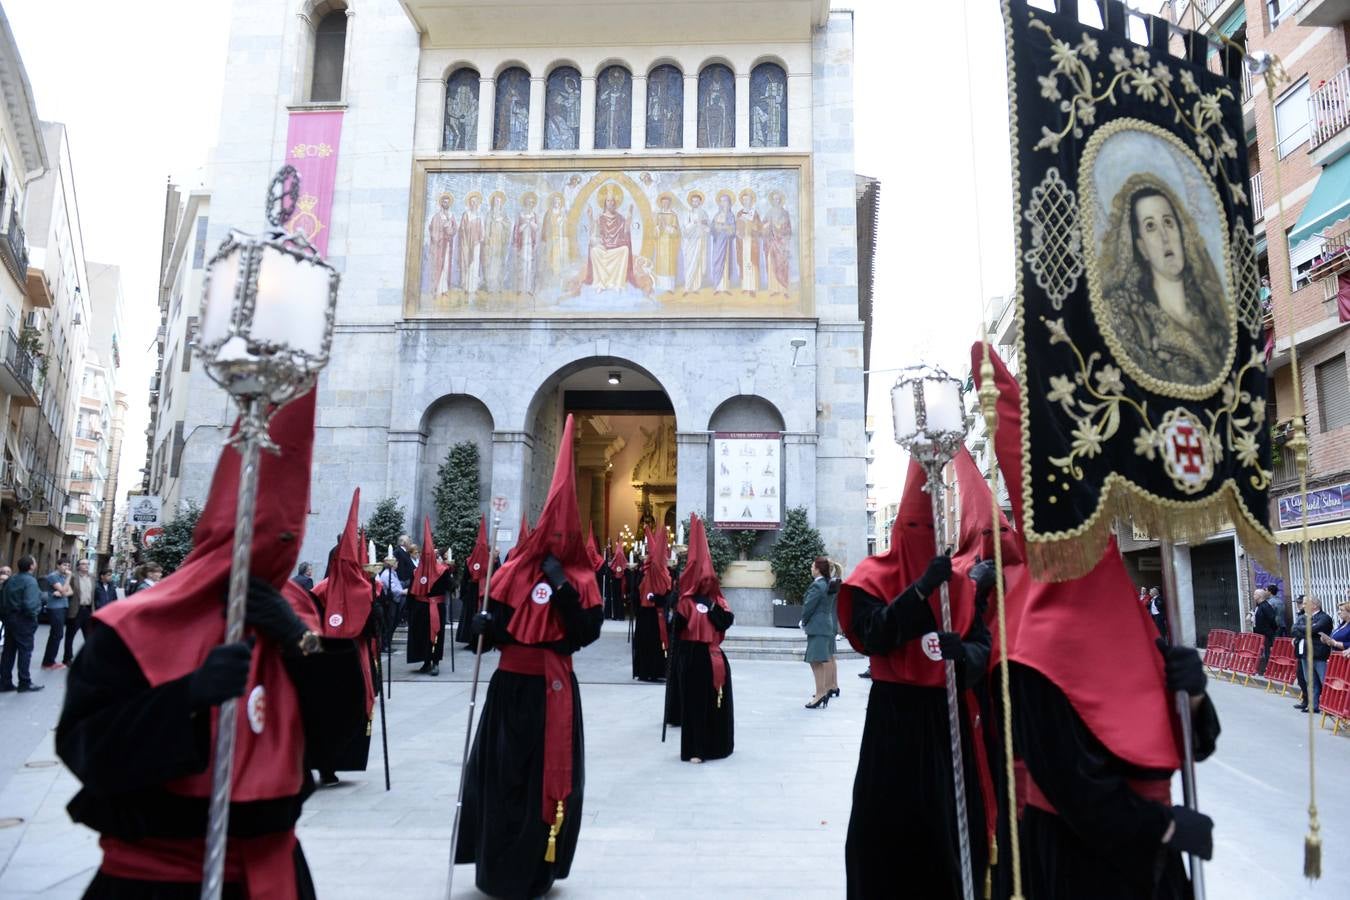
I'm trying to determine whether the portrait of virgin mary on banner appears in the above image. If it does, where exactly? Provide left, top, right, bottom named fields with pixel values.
left=1002, top=0, right=1278, bottom=579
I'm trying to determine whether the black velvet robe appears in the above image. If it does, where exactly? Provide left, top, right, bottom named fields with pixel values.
left=844, top=585, right=991, bottom=900
left=455, top=571, right=480, bottom=644
left=993, top=663, right=1220, bottom=900
left=454, top=581, right=605, bottom=900
left=56, top=621, right=366, bottom=899
left=671, top=603, right=734, bottom=761
left=406, top=570, right=454, bottom=665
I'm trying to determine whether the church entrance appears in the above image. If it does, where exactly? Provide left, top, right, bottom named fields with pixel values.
left=526, top=361, right=676, bottom=552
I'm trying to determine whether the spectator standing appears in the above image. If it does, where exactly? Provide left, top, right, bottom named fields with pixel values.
left=0, top=565, right=11, bottom=587
left=64, top=559, right=97, bottom=663
left=375, top=554, right=406, bottom=652
left=292, top=561, right=315, bottom=591
left=40, top=560, right=73, bottom=670
left=801, top=556, right=840, bottom=708
left=1252, top=588, right=1280, bottom=673
left=394, top=534, right=416, bottom=589
left=139, top=564, right=162, bottom=590
left=1292, top=595, right=1334, bottom=713
left=123, top=565, right=144, bottom=597
left=0, top=556, right=45, bottom=692
left=1318, top=601, right=1350, bottom=656
left=1267, top=584, right=1287, bottom=635
left=93, top=570, right=117, bottom=610
left=1147, top=586, right=1168, bottom=640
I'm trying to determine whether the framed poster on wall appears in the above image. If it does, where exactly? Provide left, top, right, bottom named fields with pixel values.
left=712, top=431, right=782, bottom=530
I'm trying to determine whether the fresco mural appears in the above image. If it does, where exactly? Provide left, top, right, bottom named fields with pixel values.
left=408, top=159, right=811, bottom=317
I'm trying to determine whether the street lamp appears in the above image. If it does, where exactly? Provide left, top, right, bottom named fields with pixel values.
left=195, top=165, right=339, bottom=900
left=890, top=363, right=974, bottom=900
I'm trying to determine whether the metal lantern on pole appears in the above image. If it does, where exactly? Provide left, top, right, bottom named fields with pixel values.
left=196, top=165, right=339, bottom=900
left=890, top=363, right=975, bottom=900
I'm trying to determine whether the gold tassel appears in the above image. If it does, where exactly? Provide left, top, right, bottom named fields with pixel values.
left=717, top=687, right=723, bottom=709
left=544, top=800, right=564, bottom=863
left=1304, top=825, right=1321, bottom=879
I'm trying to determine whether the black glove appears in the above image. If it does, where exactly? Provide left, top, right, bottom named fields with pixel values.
left=541, top=554, right=567, bottom=591
left=936, top=631, right=964, bottom=661
left=1157, top=638, right=1207, bottom=696
left=968, top=559, right=997, bottom=594
left=245, top=577, right=309, bottom=647
left=914, top=555, right=952, bottom=597
left=1166, top=805, right=1214, bottom=859
left=827, top=577, right=841, bottom=597
left=188, top=639, right=254, bottom=708
left=469, top=610, right=493, bottom=641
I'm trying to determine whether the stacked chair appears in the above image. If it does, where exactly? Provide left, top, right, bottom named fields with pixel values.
left=1202, top=627, right=1349, bottom=737
left=1262, top=637, right=1298, bottom=696
left=1319, top=653, right=1350, bottom=737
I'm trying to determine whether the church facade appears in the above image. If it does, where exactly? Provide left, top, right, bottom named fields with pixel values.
left=178, top=0, right=872, bottom=622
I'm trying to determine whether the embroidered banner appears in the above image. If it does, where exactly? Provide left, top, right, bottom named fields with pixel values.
left=1003, top=0, right=1276, bottom=579
left=283, top=111, right=344, bottom=256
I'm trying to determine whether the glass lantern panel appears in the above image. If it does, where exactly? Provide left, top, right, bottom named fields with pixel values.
left=200, top=246, right=243, bottom=348
left=251, top=245, right=332, bottom=358
left=891, top=382, right=919, bottom=444
left=924, top=379, right=966, bottom=433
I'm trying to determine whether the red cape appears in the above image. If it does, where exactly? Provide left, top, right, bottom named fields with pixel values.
left=409, top=515, right=448, bottom=644
left=675, top=513, right=729, bottom=690
left=466, top=516, right=489, bottom=584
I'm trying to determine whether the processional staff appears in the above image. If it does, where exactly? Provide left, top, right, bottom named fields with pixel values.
left=891, top=365, right=975, bottom=900
left=194, top=166, right=341, bottom=900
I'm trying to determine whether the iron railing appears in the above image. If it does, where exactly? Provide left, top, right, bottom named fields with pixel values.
left=0, top=206, right=28, bottom=284
left=1250, top=172, right=1264, bottom=221
left=2, top=329, right=37, bottom=394
left=1310, top=64, right=1350, bottom=149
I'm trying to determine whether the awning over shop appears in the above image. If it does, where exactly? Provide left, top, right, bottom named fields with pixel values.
left=1273, top=519, right=1350, bottom=545
left=1288, top=154, right=1350, bottom=251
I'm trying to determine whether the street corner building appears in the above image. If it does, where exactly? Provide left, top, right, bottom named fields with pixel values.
left=162, top=0, right=876, bottom=624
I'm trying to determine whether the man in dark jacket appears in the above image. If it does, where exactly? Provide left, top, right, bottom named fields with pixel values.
left=1253, top=589, right=1280, bottom=674
left=0, top=555, right=45, bottom=693
left=293, top=561, right=315, bottom=591
left=394, top=535, right=416, bottom=589
left=93, top=570, right=118, bottom=610
left=1292, top=594, right=1334, bottom=713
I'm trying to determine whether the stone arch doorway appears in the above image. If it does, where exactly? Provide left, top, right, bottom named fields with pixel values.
left=417, top=394, right=494, bottom=535
left=525, top=358, right=676, bottom=549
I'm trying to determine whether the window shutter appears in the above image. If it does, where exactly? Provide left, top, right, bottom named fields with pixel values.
left=1314, top=355, right=1350, bottom=432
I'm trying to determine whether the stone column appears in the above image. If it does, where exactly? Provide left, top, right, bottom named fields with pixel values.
left=735, top=72, right=750, bottom=149
left=787, top=72, right=810, bottom=150
left=579, top=75, right=596, bottom=152
left=528, top=77, right=545, bottom=152
left=490, top=431, right=533, bottom=546
left=631, top=73, right=647, bottom=150
left=676, top=431, right=710, bottom=520
left=476, top=77, right=494, bottom=152
left=386, top=430, right=426, bottom=533
left=683, top=72, right=699, bottom=150
left=785, top=429, right=819, bottom=519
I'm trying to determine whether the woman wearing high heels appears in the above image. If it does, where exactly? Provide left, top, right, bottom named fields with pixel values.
left=802, top=556, right=840, bottom=709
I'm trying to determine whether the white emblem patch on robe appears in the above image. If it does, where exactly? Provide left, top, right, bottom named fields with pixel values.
left=247, top=685, right=267, bottom=734
left=531, top=582, right=553, bottom=605
left=921, top=632, right=944, bottom=662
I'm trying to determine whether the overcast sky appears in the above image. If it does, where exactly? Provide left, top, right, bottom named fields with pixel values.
left=5, top=0, right=1089, bottom=512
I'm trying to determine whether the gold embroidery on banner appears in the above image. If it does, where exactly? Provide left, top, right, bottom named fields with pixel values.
left=1023, top=168, right=1083, bottom=310
left=1231, top=220, right=1263, bottom=337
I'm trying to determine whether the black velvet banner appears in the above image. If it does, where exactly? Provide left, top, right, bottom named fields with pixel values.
left=1003, top=0, right=1276, bottom=579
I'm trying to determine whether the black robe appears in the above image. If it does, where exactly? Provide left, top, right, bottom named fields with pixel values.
left=845, top=586, right=991, bottom=900
left=671, top=604, right=734, bottom=761
left=56, top=621, right=366, bottom=899
left=300, top=585, right=380, bottom=772
left=456, top=571, right=480, bottom=644
left=994, top=663, right=1220, bottom=900
left=631, top=600, right=667, bottom=681
left=600, top=568, right=624, bottom=620
left=406, top=569, right=454, bottom=665
left=454, top=581, right=604, bottom=900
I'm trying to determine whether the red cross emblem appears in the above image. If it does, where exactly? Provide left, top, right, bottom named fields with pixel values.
left=1170, top=424, right=1205, bottom=476
left=1159, top=410, right=1214, bottom=494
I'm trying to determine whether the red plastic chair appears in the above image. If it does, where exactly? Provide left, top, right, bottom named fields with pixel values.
left=1229, top=633, right=1264, bottom=685
left=1264, top=637, right=1297, bottom=695
left=1319, top=654, right=1350, bottom=736
left=1203, top=629, right=1233, bottom=671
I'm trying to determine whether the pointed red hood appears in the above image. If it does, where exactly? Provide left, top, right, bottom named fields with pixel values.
left=586, top=523, right=604, bottom=571
left=492, top=415, right=602, bottom=643
left=838, top=452, right=978, bottom=688
left=610, top=539, right=627, bottom=577
left=410, top=515, right=448, bottom=597
left=97, top=389, right=320, bottom=802
left=641, top=524, right=673, bottom=598
left=466, top=516, right=489, bottom=584
left=519, top=512, right=532, bottom=545
left=676, top=514, right=729, bottom=646
left=972, top=342, right=1180, bottom=771
left=311, top=487, right=373, bottom=638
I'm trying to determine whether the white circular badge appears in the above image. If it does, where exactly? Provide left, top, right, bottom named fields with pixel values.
left=328, top=613, right=343, bottom=628
left=695, top=603, right=709, bottom=615
left=473, top=563, right=481, bottom=572
left=531, top=582, right=553, bottom=605
left=247, top=685, right=267, bottom=734
left=920, top=632, right=944, bottom=662
left=420, top=575, right=428, bottom=585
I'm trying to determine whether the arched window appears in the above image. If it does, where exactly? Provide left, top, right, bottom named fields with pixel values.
left=594, top=65, right=632, bottom=150
left=443, top=67, right=480, bottom=151
left=544, top=66, right=582, bottom=151
left=646, top=64, right=683, bottom=149
left=309, top=9, right=347, bottom=102
left=698, top=64, right=735, bottom=149
left=750, top=62, right=787, bottom=148
left=493, top=67, right=531, bottom=151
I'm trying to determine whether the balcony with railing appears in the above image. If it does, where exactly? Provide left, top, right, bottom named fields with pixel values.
left=0, top=329, right=39, bottom=407
left=1294, top=0, right=1350, bottom=29
left=1310, top=63, right=1350, bottom=151
left=1250, top=172, right=1264, bottom=222
left=0, top=206, right=29, bottom=286
left=63, top=511, right=89, bottom=536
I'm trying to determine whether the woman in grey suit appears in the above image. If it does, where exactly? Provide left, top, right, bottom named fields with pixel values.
left=802, top=556, right=840, bottom=708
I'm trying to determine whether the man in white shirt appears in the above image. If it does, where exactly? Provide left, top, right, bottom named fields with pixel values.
left=64, top=559, right=97, bottom=663
left=377, top=556, right=406, bottom=653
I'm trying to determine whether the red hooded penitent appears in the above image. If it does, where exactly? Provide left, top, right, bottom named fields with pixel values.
left=409, top=515, right=448, bottom=645
left=675, top=514, right=730, bottom=692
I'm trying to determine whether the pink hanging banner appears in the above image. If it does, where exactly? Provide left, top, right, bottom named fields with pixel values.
left=282, top=110, right=344, bottom=257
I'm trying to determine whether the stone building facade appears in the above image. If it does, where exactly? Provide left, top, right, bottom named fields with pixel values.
left=182, top=0, right=871, bottom=623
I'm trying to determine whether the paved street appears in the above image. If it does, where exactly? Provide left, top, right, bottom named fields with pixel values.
left=1, top=622, right=1348, bottom=898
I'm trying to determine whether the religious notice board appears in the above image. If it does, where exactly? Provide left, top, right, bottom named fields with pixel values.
left=712, top=432, right=782, bottom=530
left=405, top=155, right=812, bottom=319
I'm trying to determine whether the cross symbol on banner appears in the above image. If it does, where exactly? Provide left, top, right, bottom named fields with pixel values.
left=1170, top=424, right=1205, bottom=476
